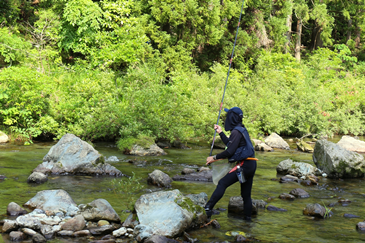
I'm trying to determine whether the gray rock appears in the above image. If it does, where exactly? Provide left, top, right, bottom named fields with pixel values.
left=2, top=220, right=18, bottom=233
left=22, top=228, right=37, bottom=236
left=357, top=222, right=365, bottom=231
left=106, top=156, right=119, bottom=162
left=296, top=140, right=314, bottom=153
left=24, top=189, right=79, bottom=216
left=172, top=170, right=212, bottom=182
left=289, top=188, right=310, bottom=198
left=27, top=172, right=48, bottom=184
left=112, top=227, right=127, bottom=237
left=89, top=225, right=115, bottom=235
left=0, top=131, right=9, bottom=143
left=57, top=230, right=74, bottom=236
left=130, top=144, right=167, bottom=156
left=9, top=231, right=26, bottom=241
left=277, top=159, right=319, bottom=177
left=61, top=215, right=86, bottom=231
left=279, top=175, right=299, bottom=183
left=313, top=140, right=365, bottom=178
left=279, top=193, right=295, bottom=200
left=34, top=133, right=123, bottom=176
left=228, top=197, right=267, bottom=214
left=16, top=214, right=42, bottom=230
left=134, top=189, right=206, bottom=238
left=0, top=175, right=6, bottom=180
left=40, top=224, right=55, bottom=239
left=267, top=205, right=287, bottom=212
left=80, top=199, right=120, bottom=222
left=147, top=170, right=173, bottom=188
left=344, top=214, right=360, bottom=218
left=181, top=168, right=196, bottom=175
left=255, top=143, right=274, bottom=151
left=144, top=235, right=180, bottom=243
left=73, top=230, right=91, bottom=237
left=338, top=135, right=365, bottom=153
left=185, top=192, right=208, bottom=208
left=7, top=202, right=27, bottom=216
left=32, top=233, right=47, bottom=243
left=303, top=203, right=331, bottom=218
left=252, top=139, right=262, bottom=146
left=264, top=133, right=290, bottom=150
left=198, top=167, right=210, bottom=173
left=122, top=214, right=138, bottom=228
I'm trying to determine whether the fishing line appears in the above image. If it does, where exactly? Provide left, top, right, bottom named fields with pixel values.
left=209, top=0, right=246, bottom=156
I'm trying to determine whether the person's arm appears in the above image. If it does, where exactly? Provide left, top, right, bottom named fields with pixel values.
left=215, top=130, right=242, bottom=160
left=219, top=132, right=229, bottom=145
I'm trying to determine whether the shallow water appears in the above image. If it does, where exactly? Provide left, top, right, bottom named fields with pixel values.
left=1, top=138, right=365, bottom=243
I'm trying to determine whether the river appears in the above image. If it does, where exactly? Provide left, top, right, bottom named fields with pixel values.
left=1, top=138, right=365, bottom=243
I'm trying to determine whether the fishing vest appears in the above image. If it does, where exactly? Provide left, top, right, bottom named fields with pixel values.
left=228, top=126, right=255, bottom=163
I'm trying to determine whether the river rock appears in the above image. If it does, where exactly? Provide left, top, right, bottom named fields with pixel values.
left=34, top=133, right=123, bottom=176
left=357, top=222, right=365, bottom=231
left=2, top=220, right=18, bottom=233
left=267, top=205, right=287, bottom=212
left=22, top=228, right=37, bottom=236
left=255, top=142, right=274, bottom=151
left=172, top=170, right=212, bottom=182
left=89, top=225, right=115, bottom=235
left=181, top=168, right=196, bottom=175
left=80, top=199, right=121, bottom=222
left=303, top=203, right=330, bottom=218
left=147, top=170, right=173, bottom=188
left=40, top=224, right=60, bottom=239
left=344, top=213, right=360, bottom=218
left=276, top=159, right=320, bottom=178
left=289, top=188, right=309, bottom=198
left=0, top=131, right=9, bottom=143
left=228, top=197, right=267, bottom=214
left=185, top=192, right=208, bottom=208
left=279, top=175, right=299, bottom=183
left=130, top=144, right=167, bottom=156
left=7, top=202, right=27, bottom=216
left=144, top=235, right=180, bottom=243
left=106, top=156, right=119, bottom=162
left=57, top=230, right=74, bottom=236
left=73, top=229, right=91, bottom=237
left=27, top=172, right=48, bottom=184
left=16, top=214, right=42, bottom=230
left=264, top=133, right=290, bottom=150
left=296, top=140, right=314, bottom=153
left=9, top=231, right=26, bottom=241
left=122, top=213, right=139, bottom=228
left=0, top=175, right=6, bottom=180
left=32, top=233, right=47, bottom=243
left=134, top=189, right=206, bottom=239
left=279, top=193, right=295, bottom=200
left=313, top=140, right=365, bottom=178
left=24, top=189, right=79, bottom=216
left=61, top=215, right=86, bottom=231
left=113, top=227, right=127, bottom=237
left=338, top=135, right=365, bottom=153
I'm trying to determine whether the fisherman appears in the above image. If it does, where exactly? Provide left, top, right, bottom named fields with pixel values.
left=205, top=107, right=257, bottom=221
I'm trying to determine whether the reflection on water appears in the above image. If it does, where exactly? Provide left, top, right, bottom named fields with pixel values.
left=1, top=137, right=365, bottom=242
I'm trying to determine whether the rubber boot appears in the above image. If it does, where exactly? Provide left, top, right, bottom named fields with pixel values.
left=204, top=202, right=214, bottom=218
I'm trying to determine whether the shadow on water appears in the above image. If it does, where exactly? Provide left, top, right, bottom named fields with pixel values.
left=1, top=137, right=365, bottom=242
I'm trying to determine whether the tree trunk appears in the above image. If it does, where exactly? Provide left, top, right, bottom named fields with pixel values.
left=355, top=26, right=361, bottom=48
left=295, top=19, right=302, bottom=62
left=346, top=18, right=352, bottom=42
left=310, top=25, right=323, bottom=51
left=285, top=13, right=292, bottom=54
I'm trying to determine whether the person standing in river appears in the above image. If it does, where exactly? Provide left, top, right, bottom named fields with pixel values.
left=205, top=107, right=257, bottom=221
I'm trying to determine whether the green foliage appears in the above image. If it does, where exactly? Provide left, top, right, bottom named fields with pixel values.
left=110, top=172, right=145, bottom=211
left=0, top=27, right=31, bottom=65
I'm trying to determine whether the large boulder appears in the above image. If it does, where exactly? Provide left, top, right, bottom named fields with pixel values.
left=264, top=133, right=290, bottom=150
left=313, top=140, right=365, bottom=178
left=276, top=159, right=321, bottom=178
left=147, top=170, right=173, bottom=188
left=337, top=136, right=365, bottom=153
left=0, top=131, right=9, bottom=143
left=130, top=144, right=167, bottom=156
left=34, top=133, right=123, bottom=176
left=79, top=199, right=121, bottom=222
left=23, top=189, right=79, bottom=216
left=134, top=190, right=206, bottom=240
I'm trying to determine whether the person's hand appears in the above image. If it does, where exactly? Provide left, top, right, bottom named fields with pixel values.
left=206, top=156, right=215, bottom=165
left=214, top=124, right=222, bottom=134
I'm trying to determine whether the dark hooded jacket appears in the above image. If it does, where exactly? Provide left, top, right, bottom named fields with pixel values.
left=215, top=111, right=247, bottom=160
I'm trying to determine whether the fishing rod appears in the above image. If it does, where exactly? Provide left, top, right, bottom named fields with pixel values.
left=209, top=0, right=246, bottom=156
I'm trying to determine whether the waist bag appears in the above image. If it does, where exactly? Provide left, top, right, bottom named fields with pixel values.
left=228, top=126, right=255, bottom=163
